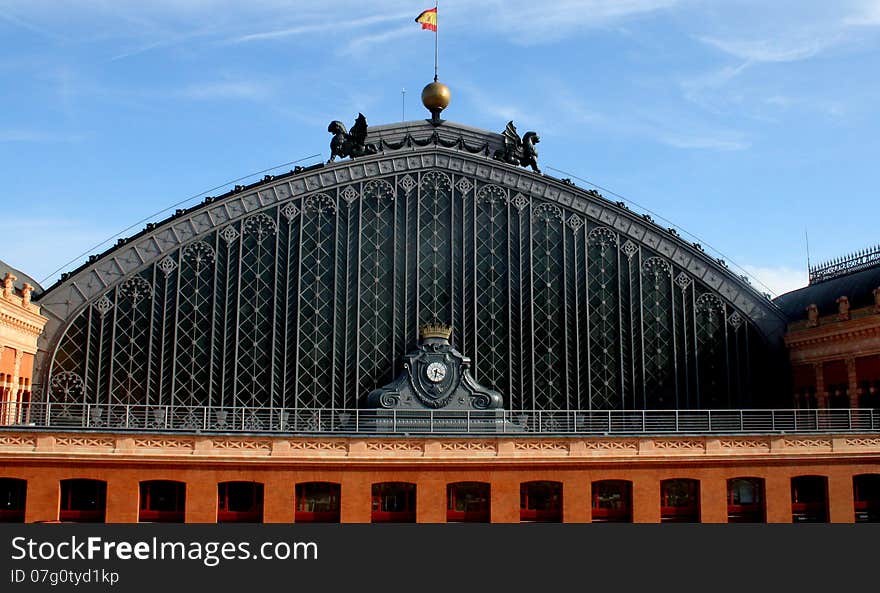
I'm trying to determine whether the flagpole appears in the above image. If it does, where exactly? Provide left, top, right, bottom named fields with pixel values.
left=434, top=0, right=439, bottom=81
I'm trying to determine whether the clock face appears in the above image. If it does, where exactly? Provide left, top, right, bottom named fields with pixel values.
left=425, top=361, right=448, bottom=383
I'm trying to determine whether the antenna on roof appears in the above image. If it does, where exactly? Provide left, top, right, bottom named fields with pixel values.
left=402, top=88, right=406, bottom=121
left=805, top=228, right=811, bottom=275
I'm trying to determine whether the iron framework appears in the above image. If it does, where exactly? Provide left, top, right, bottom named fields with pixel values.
left=45, top=169, right=770, bottom=413
left=36, top=122, right=789, bottom=417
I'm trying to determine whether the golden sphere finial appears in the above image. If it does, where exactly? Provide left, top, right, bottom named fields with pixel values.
left=421, top=80, right=451, bottom=123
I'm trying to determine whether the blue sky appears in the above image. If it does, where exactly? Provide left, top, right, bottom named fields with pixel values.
left=2, top=1, right=879, bottom=296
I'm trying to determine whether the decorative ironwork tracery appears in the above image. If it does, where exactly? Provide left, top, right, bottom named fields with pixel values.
left=48, top=171, right=765, bottom=413
left=588, top=227, right=620, bottom=409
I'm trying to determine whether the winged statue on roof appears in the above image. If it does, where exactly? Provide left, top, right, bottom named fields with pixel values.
left=327, top=113, right=379, bottom=163
left=492, top=121, right=541, bottom=173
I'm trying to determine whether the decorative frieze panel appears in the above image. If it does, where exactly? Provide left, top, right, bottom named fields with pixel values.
left=439, top=441, right=497, bottom=454
left=364, top=441, right=424, bottom=454
left=583, top=439, right=638, bottom=451
left=54, top=436, right=115, bottom=449
left=211, top=439, right=272, bottom=452
left=653, top=439, right=704, bottom=451
left=2, top=432, right=879, bottom=461
left=845, top=437, right=880, bottom=448
left=0, top=434, right=37, bottom=449
left=133, top=438, right=195, bottom=451
left=783, top=437, right=833, bottom=450
left=719, top=438, right=769, bottom=450
left=513, top=440, right=569, bottom=453
left=289, top=440, right=348, bottom=454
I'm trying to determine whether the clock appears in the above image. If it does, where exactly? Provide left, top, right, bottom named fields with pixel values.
left=425, top=361, right=448, bottom=383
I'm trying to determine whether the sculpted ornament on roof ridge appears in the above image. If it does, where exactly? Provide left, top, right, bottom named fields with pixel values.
left=493, top=121, right=541, bottom=174
left=327, top=113, right=378, bottom=163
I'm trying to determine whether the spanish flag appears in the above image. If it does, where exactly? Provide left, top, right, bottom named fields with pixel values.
left=416, top=7, right=437, bottom=32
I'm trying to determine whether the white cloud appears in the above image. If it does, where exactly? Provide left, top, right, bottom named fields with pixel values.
left=680, top=62, right=752, bottom=108
left=698, top=35, right=839, bottom=63
left=0, top=8, right=62, bottom=39
left=741, top=264, right=808, bottom=297
left=471, top=0, right=680, bottom=39
left=0, top=1, right=683, bottom=47
left=692, top=2, right=880, bottom=66
left=179, top=80, right=274, bottom=101
left=546, top=87, right=750, bottom=152
left=338, top=25, right=415, bottom=57
left=844, top=1, right=880, bottom=26
left=231, top=13, right=411, bottom=43
left=455, top=80, right=544, bottom=126
left=660, top=133, right=749, bottom=151
left=109, top=28, right=218, bottom=61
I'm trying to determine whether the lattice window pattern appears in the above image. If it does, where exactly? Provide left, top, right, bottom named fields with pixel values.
left=47, top=171, right=766, bottom=413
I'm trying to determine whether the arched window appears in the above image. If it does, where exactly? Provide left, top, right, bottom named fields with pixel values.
left=371, top=482, right=416, bottom=523
left=295, top=482, right=340, bottom=523
left=592, top=480, right=632, bottom=523
left=853, top=474, right=880, bottom=523
left=139, top=481, right=185, bottom=523
left=660, top=479, right=700, bottom=523
left=218, top=482, right=263, bottom=523
left=447, top=482, right=490, bottom=523
left=727, top=478, right=765, bottom=523
left=60, top=479, right=106, bottom=523
left=0, top=478, right=26, bottom=522
left=520, top=481, right=562, bottom=523
left=791, top=476, right=828, bottom=523
left=45, top=168, right=777, bottom=419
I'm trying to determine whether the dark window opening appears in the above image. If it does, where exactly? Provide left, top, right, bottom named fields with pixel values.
left=447, top=482, right=490, bottom=523
left=592, top=480, right=632, bottom=523
left=0, top=478, right=26, bottom=523
left=858, top=380, right=880, bottom=408
left=661, top=479, right=700, bottom=523
left=792, top=364, right=816, bottom=409
left=727, top=478, right=765, bottom=523
left=791, top=476, right=828, bottom=523
left=218, top=482, right=263, bottom=523
left=295, top=482, right=340, bottom=523
left=139, top=481, right=185, bottom=523
left=371, top=482, right=416, bottom=523
left=520, top=481, right=562, bottom=523
left=60, top=479, right=106, bottom=523
left=854, top=474, right=880, bottom=523
left=827, top=384, right=849, bottom=408
left=795, top=387, right=817, bottom=409
left=856, top=356, right=880, bottom=408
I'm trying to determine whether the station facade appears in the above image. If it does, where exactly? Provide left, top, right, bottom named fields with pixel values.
left=1, top=117, right=879, bottom=523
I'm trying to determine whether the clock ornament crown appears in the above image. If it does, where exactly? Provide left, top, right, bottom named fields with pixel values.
left=420, top=322, right=452, bottom=341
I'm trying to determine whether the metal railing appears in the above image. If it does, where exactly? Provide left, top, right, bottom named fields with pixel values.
left=1, top=402, right=878, bottom=435
left=809, top=243, right=880, bottom=284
